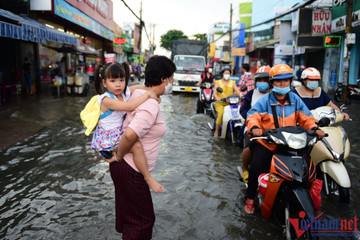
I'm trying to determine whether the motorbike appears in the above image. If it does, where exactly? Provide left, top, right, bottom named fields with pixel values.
left=196, top=82, right=214, bottom=116
left=251, top=126, right=320, bottom=240
left=130, top=72, right=135, bottom=82
left=310, top=106, right=351, bottom=203
left=209, top=87, right=245, bottom=144
left=334, top=79, right=360, bottom=102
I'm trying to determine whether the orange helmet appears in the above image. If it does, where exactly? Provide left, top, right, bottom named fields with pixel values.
left=301, top=67, right=321, bottom=80
left=269, top=64, right=293, bottom=80
left=255, top=66, right=271, bottom=80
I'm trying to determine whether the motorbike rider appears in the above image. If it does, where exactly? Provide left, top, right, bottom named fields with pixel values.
left=213, top=66, right=242, bottom=137
left=196, top=64, right=215, bottom=86
left=237, top=63, right=254, bottom=96
left=239, top=66, right=271, bottom=183
left=244, top=63, right=325, bottom=214
left=293, top=67, right=350, bottom=120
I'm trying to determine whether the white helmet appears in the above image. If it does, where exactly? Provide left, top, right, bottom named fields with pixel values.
left=301, top=67, right=321, bottom=80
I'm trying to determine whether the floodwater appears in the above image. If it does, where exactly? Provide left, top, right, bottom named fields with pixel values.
left=1, top=92, right=360, bottom=240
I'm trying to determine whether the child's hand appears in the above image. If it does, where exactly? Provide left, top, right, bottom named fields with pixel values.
left=147, top=91, right=161, bottom=103
left=102, top=152, right=117, bottom=164
left=147, top=90, right=158, bottom=99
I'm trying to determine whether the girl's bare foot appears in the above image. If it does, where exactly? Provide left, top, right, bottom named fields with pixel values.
left=145, top=176, right=164, bottom=193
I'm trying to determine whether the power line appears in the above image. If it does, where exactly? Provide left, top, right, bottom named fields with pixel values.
left=120, top=0, right=141, bottom=21
left=211, top=0, right=317, bottom=44
left=120, top=0, right=152, bottom=48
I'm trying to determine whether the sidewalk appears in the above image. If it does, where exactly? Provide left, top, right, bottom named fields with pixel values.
left=0, top=93, right=70, bottom=151
left=0, top=78, right=143, bottom=151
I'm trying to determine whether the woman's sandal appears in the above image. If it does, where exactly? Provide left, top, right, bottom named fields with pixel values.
left=244, top=199, right=255, bottom=214
left=242, top=170, right=249, bottom=184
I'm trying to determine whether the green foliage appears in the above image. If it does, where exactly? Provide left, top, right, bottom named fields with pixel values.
left=193, top=33, right=207, bottom=41
left=160, top=29, right=188, bottom=51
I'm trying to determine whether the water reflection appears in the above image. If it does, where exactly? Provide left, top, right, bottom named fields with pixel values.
left=0, top=94, right=359, bottom=240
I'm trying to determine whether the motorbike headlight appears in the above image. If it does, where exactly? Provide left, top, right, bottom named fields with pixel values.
left=269, top=135, right=285, bottom=145
left=228, top=97, right=239, bottom=104
left=205, top=83, right=211, bottom=88
left=281, top=132, right=307, bottom=149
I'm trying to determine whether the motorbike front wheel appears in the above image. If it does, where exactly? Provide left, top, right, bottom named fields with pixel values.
left=230, top=126, right=243, bottom=146
left=196, top=99, right=204, bottom=114
left=273, top=188, right=318, bottom=240
left=324, top=174, right=350, bottom=203
left=285, top=204, right=318, bottom=240
left=334, top=88, right=342, bottom=102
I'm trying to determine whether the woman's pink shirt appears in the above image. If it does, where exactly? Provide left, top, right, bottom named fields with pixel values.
left=123, top=89, right=166, bottom=172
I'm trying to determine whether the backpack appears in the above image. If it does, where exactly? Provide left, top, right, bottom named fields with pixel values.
left=80, top=92, right=118, bottom=136
left=80, top=95, right=100, bottom=136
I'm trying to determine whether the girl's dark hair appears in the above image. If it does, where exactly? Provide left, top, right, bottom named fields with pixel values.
left=144, top=55, right=176, bottom=87
left=94, top=62, right=130, bottom=95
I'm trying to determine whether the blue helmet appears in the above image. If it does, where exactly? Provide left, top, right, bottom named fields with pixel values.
left=220, top=66, right=231, bottom=75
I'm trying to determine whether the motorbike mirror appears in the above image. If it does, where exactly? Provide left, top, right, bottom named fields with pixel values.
left=241, top=86, right=248, bottom=92
left=318, top=117, right=331, bottom=127
left=339, top=104, right=347, bottom=112
left=217, top=87, right=223, bottom=93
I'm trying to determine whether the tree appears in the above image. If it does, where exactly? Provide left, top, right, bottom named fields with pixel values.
left=192, top=33, right=207, bottom=41
left=160, top=29, right=187, bottom=51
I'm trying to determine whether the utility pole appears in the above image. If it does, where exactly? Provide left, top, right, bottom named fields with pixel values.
left=152, top=23, right=156, bottom=55
left=138, top=1, right=143, bottom=63
left=342, top=0, right=353, bottom=104
left=229, top=3, right=233, bottom=61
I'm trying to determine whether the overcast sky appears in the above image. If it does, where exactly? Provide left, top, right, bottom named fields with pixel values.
left=112, top=0, right=303, bottom=56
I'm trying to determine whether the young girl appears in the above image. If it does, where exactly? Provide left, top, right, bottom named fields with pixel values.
left=91, top=61, right=164, bottom=193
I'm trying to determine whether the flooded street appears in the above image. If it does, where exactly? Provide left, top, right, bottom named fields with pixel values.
left=1, top=91, right=360, bottom=240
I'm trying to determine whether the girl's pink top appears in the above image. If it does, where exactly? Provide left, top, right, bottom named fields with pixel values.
left=123, top=89, right=166, bottom=172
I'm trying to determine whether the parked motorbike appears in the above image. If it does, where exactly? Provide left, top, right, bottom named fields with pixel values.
left=310, top=106, right=351, bottom=203
left=130, top=72, right=135, bottom=82
left=209, top=87, right=245, bottom=144
left=334, top=79, right=360, bottom=102
left=251, top=126, right=320, bottom=240
left=196, top=82, right=214, bottom=116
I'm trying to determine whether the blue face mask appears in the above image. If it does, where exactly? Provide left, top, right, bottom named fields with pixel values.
left=306, top=81, right=319, bottom=90
left=256, top=82, right=269, bottom=92
left=272, top=86, right=291, bottom=95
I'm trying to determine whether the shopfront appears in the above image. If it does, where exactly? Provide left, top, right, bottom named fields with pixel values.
left=27, top=0, right=114, bottom=96
left=331, top=0, right=360, bottom=86
left=0, top=8, right=78, bottom=97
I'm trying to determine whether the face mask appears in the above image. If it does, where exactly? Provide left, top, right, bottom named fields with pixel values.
left=223, top=74, right=230, bottom=80
left=164, top=82, right=172, bottom=95
left=208, top=68, right=212, bottom=73
left=272, top=86, right=290, bottom=95
left=306, top=81, right=319, bottom=90
left=256, top=82, right=269, bottom=92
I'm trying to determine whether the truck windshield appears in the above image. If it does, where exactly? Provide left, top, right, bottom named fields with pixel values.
left=174, top=56, right=205, bottom=73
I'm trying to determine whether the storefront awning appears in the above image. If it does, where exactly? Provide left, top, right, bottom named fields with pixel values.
left=0, top=8, right=78, bottom=45
left=45, top=42, right=100, bottom=57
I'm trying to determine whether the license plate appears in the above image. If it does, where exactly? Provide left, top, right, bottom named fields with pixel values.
left=184, top=87, right=192, bottom=92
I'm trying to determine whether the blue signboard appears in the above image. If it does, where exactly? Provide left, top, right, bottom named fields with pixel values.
left=330, top=70, right=336, bottom=87
left=54, top=0, right=113, bottom=41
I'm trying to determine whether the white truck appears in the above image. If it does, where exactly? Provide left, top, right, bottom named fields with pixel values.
left=171, top=39, right=207, bottom=93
